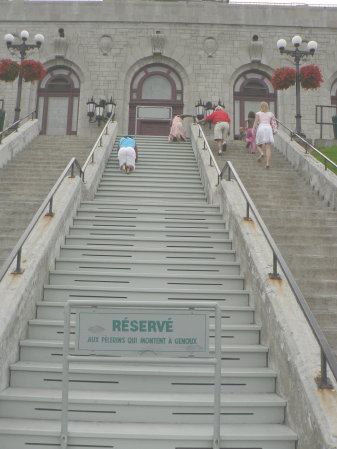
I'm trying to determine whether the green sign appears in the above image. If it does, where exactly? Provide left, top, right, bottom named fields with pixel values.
left=74, top=308, right=209, bottom=357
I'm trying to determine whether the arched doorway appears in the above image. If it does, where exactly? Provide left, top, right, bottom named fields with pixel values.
left=233, top=70, right=277, bottom=135
left=128, top=63, right=184, bottom=136
left=37, top=67, right=80, bottom=135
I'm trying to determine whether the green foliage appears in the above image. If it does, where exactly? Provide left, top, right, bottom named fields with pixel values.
left=314, top=146, right=337, bottom=175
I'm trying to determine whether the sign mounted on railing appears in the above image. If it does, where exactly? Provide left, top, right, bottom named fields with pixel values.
left=74, top=308, right=209, bottom=357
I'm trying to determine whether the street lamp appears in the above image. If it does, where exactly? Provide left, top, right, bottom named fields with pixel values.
left=4, top=30, right=44, bottom=123
left=86, top=96, right=116, bottom=126
left=277, top=35, right=317, bottom=137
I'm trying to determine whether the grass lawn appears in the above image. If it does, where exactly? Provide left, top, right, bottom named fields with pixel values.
left=313, top=146, right=337, bottom=175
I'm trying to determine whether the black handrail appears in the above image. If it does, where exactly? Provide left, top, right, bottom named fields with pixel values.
left=194, top=123, right=222, bottom=185
left=0, top=158, right=82, bottom=282
left=277, top=119, right=337, bottom=174
left=0, top=110, right=36, bottom=144
left=220, top=161, right=337, bottom=388
left=81, top=116, right=114, bottom=182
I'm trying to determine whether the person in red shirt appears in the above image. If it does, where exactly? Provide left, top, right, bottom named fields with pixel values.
left=197, top=105, right=230, bottom=155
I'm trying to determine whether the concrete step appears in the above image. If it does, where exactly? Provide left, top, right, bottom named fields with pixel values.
left=54, top=257, right=241, bottom=275
left=9, top=361, right=275, bottom=394
left=0, top=388, right=285, bottom=424
left=35, top=301, right=254, bottom=323
left=79, top=200, right=220, bottom=213
left=19, top=339, right=268, bottom=367
left=70, top=218, right=224, bottom=233
left=58, top=244, right=237, bottom=262
left=42, top=284, right=250, bottom=305
left=0, top=419, right=297, bottom=449
left=64, top=234, right=233, bottom=250
left=27, top=318, right=260, bottom=345
left=94, top=192, right=207, bottom=202
left=48, top=269, right=245, bottom=290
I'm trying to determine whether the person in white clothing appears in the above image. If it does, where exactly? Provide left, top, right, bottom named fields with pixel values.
left=118, top=136, right=138, bottom=174
left=252, top=102, right=276, bottom=169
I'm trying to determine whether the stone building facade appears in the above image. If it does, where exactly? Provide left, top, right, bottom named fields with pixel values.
left=1, top=0, right=337, bottom=139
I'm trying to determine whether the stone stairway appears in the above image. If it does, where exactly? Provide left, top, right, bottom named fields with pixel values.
left=0, top=135, right=96, bottom=268
left=213, top=139, right=337, bottom=358
left=0, top=135, right=297, bottom=448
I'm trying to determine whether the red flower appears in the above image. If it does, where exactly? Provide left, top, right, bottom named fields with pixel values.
left=300, top=64, right=323, bottom=90
left=271, top=67, right=296, bottom=90
left=21, top=60, right=47, bottom=82
left=0, top=59, right=20, bottom=82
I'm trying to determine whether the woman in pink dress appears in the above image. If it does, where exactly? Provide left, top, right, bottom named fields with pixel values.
left=168, top=114, right=193, bottom=142
left=252, top=102, right=276, bottom=169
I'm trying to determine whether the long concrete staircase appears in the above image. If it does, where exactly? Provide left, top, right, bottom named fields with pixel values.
left=213, top=140, right=337, bottom=358
left=0, top=135, right=96, bottom=267
left=0, top=136, right=297, bottom=448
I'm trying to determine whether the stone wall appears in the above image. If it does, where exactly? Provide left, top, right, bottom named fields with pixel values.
left=0, top=1, right=337, bottom=138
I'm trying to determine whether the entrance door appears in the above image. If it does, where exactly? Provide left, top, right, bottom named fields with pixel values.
left=129, top=64, right=184, bottom=136
left=233, top=70, right=277, bottom=136
left=37, top=67, right=80, bottom=135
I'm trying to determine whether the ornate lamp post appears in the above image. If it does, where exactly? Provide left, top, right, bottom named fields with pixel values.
left=277, top=35, right=317, bottom=137
left=4, top=30, right=44, bottom=123
left=86, top=96, right=116, bottom=126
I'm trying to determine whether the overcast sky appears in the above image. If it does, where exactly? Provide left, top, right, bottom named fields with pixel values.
left=229, top=0, right=337, bottom=5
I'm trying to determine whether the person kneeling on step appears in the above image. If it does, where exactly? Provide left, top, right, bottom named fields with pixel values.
left=118, top=136, right=138, bottom=174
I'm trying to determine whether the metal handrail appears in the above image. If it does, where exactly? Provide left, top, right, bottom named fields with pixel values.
left=0, top=158, right=82, bottom=282
left=195, top=123, right=222, bottom=183
left=81, top=116, right=114, bottom=181
left=220, top=161, right=337, bottom=388
left=0, top=110, right=36, bottom=144
left=277, top=119, right=337, bottom=173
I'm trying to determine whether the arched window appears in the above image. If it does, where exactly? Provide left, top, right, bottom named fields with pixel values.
left=129, top=64, right=184, bottom=135
left=37, top=67, right=80, bottom=135
left=233, top=70, right=277, bottom=136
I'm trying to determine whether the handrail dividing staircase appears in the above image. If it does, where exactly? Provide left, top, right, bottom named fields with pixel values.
left=0, top=131, right=307, bottom=448
left=195, top=122, right=337, bottom=387
left=277, top=118, right=337, bottom=173
left=0, top=116, right=114, bottom=282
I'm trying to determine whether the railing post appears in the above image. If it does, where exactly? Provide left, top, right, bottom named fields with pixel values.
left=269, top=252, right=281, bottom=280
left=70, top=162, right=75, bottom=178
left=45, top=196, right=54, bottom=217
left=317, top=352, right=333, bottom=389
left=209, top=155, right=213, bottom=167
left=12, top=247, right=24, bottom=274
left=227, top=166, right=231, bottom=181
left=244, top=201, right=252, bottom=221
left=99, top=136, right=103, bottom=147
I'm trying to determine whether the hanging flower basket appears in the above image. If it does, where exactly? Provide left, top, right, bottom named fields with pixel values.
left=300, top=64, right=323, bottom=90
left=271, top=66, right=296, bottom=90
left=0, top=59, right=20, bottom=82
left=21, top=60, right=47, bottom=82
